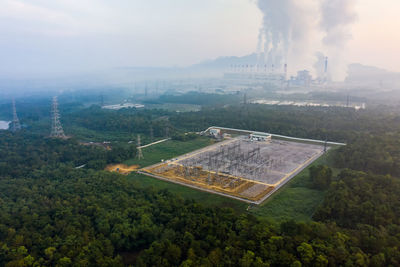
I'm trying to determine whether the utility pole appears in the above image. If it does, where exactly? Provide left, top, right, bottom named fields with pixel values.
left=10, top=99, right=21, bottom=132
left=137, top=135, right=144, bottom=160
left=50, top=96, right=66, bottom=138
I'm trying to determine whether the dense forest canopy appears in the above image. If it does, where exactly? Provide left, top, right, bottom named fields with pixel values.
left=0, top=132, right=136, bottom=177
left=1, top=98, right=400, bottom=266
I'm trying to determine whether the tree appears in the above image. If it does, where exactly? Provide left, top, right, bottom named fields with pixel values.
left=297, top=242, right=315, bottom=265
left=309, top=165, right=332, bottom=190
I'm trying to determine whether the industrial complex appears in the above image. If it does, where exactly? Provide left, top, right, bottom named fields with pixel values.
left=140, top=127, right=339, bottom=204
left=223, top=57, right=328, bottom=87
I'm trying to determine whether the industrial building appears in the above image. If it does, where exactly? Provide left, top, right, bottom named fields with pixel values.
left=222, top=56, right=329, bottom=87
left=249, top=132, right=272, bottom=143
left=209, top=128, right=221, bottom=138
left=224, top=63, right=286, bottom=85
left=290, top=70, right=313, bottom=87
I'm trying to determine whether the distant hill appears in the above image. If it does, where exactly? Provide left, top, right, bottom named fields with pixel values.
left=191, top=53, right=259, bottom=70
left=346, top=63, right=400, bottom=84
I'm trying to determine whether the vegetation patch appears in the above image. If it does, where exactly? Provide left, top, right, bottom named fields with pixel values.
left=105, top=164, right=140, bottom=175
left=124, top=137, right=214, bottom=167
left=130, top=172, right=247, bottom=210
left=249, top=148, right=340, bottom=222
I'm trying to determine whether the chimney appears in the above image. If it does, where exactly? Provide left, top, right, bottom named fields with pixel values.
left=324, top=57, right=328, bottom=74
left=284, top=63, right=288, bottom=80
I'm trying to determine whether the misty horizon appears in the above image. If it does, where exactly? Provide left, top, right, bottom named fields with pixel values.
left=0, top=0, right=400, bottom=80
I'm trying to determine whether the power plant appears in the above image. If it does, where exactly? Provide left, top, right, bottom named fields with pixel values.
left=223, top=57, right=329, bottom=87
left=224, top=63, right=286, bottom=84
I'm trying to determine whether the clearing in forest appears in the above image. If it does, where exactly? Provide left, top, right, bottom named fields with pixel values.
left=140, top=136, right=325, bottom=204
left=106, top=164, right=140, bottom=175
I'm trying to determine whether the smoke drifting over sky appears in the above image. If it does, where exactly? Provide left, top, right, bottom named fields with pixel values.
left=0, top=0, right=399, bottom=80
left=320, top=0, right=357, bottom=80
left=320, top=0, right=357, bottom=46
left=257, top=0, right=357, bottom=80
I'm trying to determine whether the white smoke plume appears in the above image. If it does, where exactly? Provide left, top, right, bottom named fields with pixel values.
left=320, top=0, right=357, bottom=46
left=256, top=0, right=357, bottom=81
left=256, top=0, right=291, bottom=69
left=319, top=0, right=357, bottom=80
left=314, top=52, right=327, bottom=80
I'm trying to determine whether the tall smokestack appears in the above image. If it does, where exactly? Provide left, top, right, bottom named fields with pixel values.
left=324, top=57, right=328, bottom=74
left=284, top=63, right=288, bottom=80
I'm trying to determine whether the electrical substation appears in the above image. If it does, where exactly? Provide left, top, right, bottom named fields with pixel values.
left=141, top=129, right=329, bottom=204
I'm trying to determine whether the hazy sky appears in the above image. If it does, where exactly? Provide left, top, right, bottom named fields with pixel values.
left=0, top=0, right=399, bottom=77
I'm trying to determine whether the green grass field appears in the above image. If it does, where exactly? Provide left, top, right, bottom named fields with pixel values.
left=248, top=148, right=340, bottom=222
left=124, top=137, right=214, bottom=167
left=127, top=138, right=341, bottom=222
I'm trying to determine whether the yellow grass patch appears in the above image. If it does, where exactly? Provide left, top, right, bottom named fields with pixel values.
left=105, top=164, right=139, bottom=175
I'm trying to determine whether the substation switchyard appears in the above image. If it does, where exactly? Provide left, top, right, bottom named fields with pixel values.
left=141, top=130, right=327, bottom=204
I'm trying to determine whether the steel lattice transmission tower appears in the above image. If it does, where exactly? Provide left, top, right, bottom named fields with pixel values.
left=137, top=134, right=144, bottom=160
left=10, top=99, right=21, bottom=132
left=50, top=96, right=66, bottom=138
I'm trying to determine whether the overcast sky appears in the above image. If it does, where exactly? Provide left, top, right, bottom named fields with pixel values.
left=0, top=0, right=399, bottom=77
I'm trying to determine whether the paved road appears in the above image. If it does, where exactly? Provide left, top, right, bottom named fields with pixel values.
left=138, top=138, right=170, bottom=149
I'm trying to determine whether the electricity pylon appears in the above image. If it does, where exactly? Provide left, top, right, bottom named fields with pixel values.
left=50, top=96, right=66, bottom=138
left=10, top=99, right=21, bottom=132
left=137, top=134, right=144, bottom=160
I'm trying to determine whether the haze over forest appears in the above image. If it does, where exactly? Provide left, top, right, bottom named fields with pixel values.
left=1, top=0, right=400, bottom=83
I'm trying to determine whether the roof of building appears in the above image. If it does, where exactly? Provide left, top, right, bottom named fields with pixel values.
left=251, top=132, right=272, bottom=137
